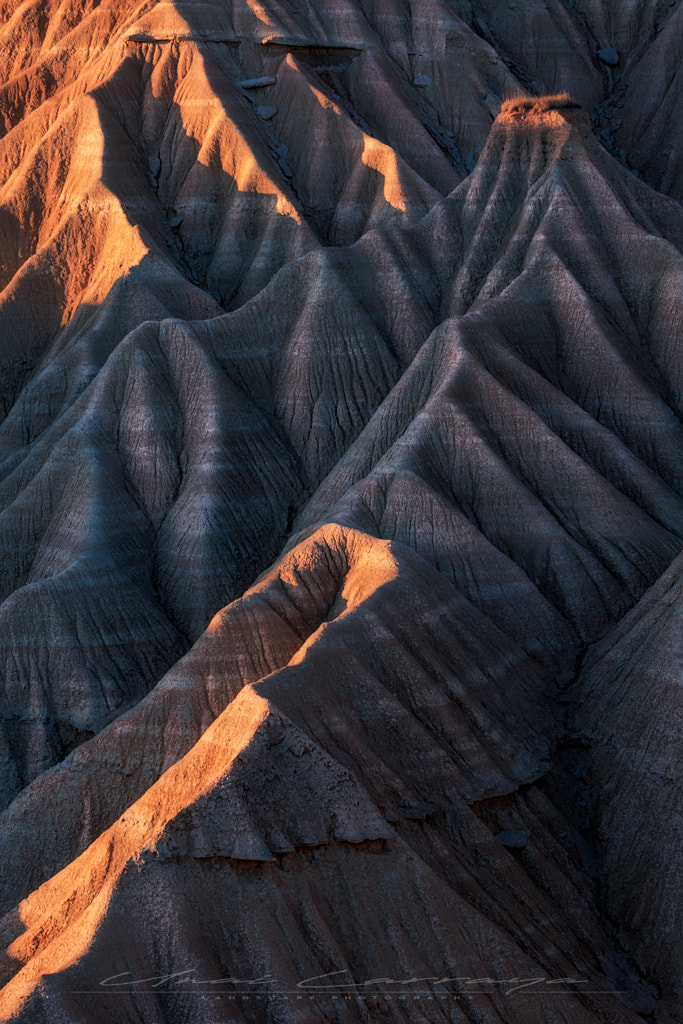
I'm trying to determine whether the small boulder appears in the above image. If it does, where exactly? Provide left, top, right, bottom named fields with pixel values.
left=485, top=93, right=502, bottom=118
left=238, top=76, right=277, bottom=89
left=598, top=46, right=619, bottom=66
left=495, top=829, right=530, bottom=848
left=147, top=154, right=161, bottom=179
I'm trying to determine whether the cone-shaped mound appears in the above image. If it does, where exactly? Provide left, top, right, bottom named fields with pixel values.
left=1, top=1, right=682, bottom=1022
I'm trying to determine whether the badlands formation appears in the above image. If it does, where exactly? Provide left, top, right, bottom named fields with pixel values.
left=1, top=0, right=683, bottom=1022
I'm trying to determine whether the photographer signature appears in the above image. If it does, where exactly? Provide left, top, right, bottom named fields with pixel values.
left=98, top=970, right=599, bottom=995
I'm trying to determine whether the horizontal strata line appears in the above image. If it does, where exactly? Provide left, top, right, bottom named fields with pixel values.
left=124, top=35, right=362, bottom=51
left=125, top=35, right=241, bottom=44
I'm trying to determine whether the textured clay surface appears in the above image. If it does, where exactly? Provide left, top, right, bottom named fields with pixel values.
left=0, top=1, right=682, bottom=1022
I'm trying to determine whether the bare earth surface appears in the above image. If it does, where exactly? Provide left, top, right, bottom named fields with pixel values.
left=0, top=1, right=682, bottom=1022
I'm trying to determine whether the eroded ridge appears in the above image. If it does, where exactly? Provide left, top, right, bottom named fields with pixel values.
left=1, top=0, right=683, bottom=1021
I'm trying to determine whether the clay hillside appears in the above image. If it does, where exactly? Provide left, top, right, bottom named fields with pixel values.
left=0, top=1, right=682, bottom=1022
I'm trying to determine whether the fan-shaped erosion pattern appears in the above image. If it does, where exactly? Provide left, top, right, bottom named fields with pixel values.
left=0, top=1, right=682, bottom=1022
